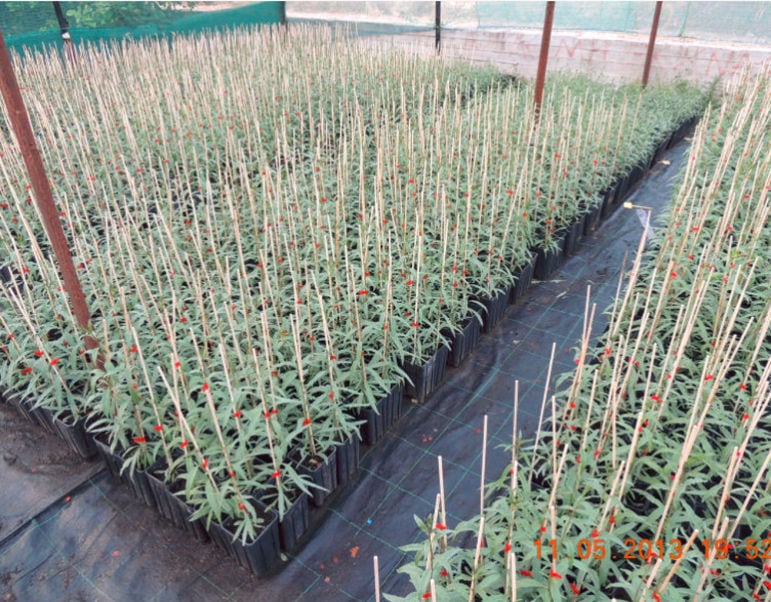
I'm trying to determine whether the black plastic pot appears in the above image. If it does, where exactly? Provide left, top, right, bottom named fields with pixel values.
left=93, top=436, right=156, bottom=508
left=583, top=202, right=603, bottom=235
left=207, top=498, right=280, bottom=576
left=292, top=447, right=338, bottom=508
left=144, top=466, right=209, bottom=542
left=335, top=435, right=360, bottom=486
left=359, top=382, right=404, bottom=445
left=278, top=490, right=310, bottom=553
left=5, top=390, right=56, bottom=434
left=625, top=162, right=646, bottom=192
left=403, top=344, right=450, bottom=403
left=480, top=288, right=509, bottom=333
left=563, top=217, right=585, bottom=257
left=509, top=254, right=536, bottom=305
left=51, top=412, right=97, bottom=459
left=600, top=184, right=619, bottom=219
left=534, top=244, right=563, bottom=280
left=447, top=314, right=481, bottom=367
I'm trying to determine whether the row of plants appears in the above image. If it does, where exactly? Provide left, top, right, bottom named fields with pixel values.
left=389, top=63, right=770, bottom=600
left=0, top=25, right=706, bottom=569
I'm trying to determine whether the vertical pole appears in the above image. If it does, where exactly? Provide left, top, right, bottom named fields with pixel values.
left=279, top=1, right=286, bottom=27
left=0, top=30, right=99, bottom=359
left=534, top=1, right=555, bottom=112
left=52, top=1, right=75, bottom=62
left=642, top=1, right=663, bottom=87
left=435, top=1, right=441, bottom=53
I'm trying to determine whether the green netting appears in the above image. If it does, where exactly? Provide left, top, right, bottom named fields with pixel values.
left=0, top=2, right=283, bottom=54
left=286, top=1, right=770, bottom=46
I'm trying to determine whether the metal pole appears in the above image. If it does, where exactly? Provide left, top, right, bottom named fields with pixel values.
left=279, top=1, right=286, bottom=27
left=534, top=1, right=555, bottom=112
left=52, top=1, right=75, bottom=62
left=0, top=30, right=99, bottom=360
left=642, top=1, right=663, bottom=87
left=435, top=1, right=441, bottom=52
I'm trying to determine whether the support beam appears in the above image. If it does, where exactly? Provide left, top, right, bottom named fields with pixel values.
left=534, top=1, right=555, bottom=112
left=0, top=30, right=99, bottom=360
left=643, top=1, right=663, bottom=87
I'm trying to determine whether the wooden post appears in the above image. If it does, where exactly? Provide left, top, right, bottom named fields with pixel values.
left=435, top=2, right=441, bottom=52
left=0, top=30, right=99, bottom=359
left=534, top=1, right=555, bottom=112
left=642, top=1, right=663, bottom=87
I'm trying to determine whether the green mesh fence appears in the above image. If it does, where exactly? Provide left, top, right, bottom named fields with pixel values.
left=0, top=2, right=283, bottom=54
left=286, top=1, right=770, bottom=46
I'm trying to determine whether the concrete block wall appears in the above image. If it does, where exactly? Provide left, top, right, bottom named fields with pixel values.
left=360, top=27, right=770, bottom=86
left=286, top=1, right=770, bottom=86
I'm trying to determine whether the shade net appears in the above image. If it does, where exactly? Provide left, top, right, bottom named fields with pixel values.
left=0, top=1, right=283, bottom=54
left=287, top=1, right=769, bottom=45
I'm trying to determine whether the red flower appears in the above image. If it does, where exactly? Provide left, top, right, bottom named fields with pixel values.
left=550, top=569, right=562, bottom=579
left=129, top=345, right=138, bottom=353
left=519, top=569, right=533, bottom=577
left=653, top=594, right=661, bottom=602
left=34, top=350, right=44, bottom=357
left=742, top=413, right=749, bottom=420
left=540, top=525, right=547, bottom=532
left=740, top=383, right=748, bottom=391
left=154, top=425, right=163, bottom=431
left=411, top=322, right=420, bottom=328
left=591, top=528, right=599, bottom=538
left=357, top=289, right=368, bottom=296
left=651, top=394, right=661, bottom=402
left=50, top=358, right=59, bottom=366
left=272, top=470, right=282, bottom=479
left=234, top=410, right=242, bottom=418
left=133, top=436, right=146, bottom=444
left=180, top=440, right=188, bottom=449
left=704, top=374, right=714, bottom=381
left=406, top=279, right=414, bottom=286
left=422, top=593, right=431, bottom=600
left=434, top=523, right=447, bottom=531
left=201, top=458, right=208, bottom=469
left=238, top=502, right=246, bottom=511
left=569, top=581, right=580, bottom=594
left=670, top=271, right=677, bottom=278
left=440, top=568, right=449, bottom=577
left=202, top=383, right=209, bottom=392
left=303, top=418, right=312, bottom=426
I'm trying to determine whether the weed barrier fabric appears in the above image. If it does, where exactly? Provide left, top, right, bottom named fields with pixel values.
left=0, top=142, right=689, bottom=601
